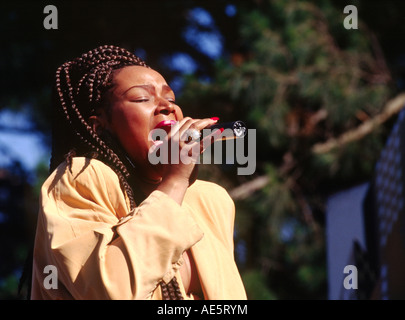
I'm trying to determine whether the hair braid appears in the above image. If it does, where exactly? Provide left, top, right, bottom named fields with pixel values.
left=48, top=44, right=184, bottom=300
left=160, top=277, right=184, bottom=300
left=52, top=45, right=144, bottom=207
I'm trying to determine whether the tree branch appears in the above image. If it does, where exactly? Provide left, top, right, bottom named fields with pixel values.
left=229, top=175, right=269, bottom=200
left=229, top=93, right=405, bottom=201
left=311, top=93, right=405, bottom=154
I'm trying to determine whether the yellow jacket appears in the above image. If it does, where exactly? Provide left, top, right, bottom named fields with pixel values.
left=31, top=157, right=247, bottom=300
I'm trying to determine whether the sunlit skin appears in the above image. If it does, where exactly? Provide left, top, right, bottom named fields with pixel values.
left=89, top=65, right=219, bottom=297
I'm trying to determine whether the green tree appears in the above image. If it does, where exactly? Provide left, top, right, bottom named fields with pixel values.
left=179, top=0, right=396, bottom=299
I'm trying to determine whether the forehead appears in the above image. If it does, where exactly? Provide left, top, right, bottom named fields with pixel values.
left=112, top=65, right=168, bottom=89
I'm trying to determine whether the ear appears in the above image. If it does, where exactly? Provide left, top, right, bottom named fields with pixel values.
left=88, top=114, right=108, bottom=136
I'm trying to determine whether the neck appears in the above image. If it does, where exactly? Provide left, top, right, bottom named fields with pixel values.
left=129, top=170, right=163, bottom=203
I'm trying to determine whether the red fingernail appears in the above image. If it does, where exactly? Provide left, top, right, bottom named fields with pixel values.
left=220, top=128, right=224, bottom=133
left=210, top=117, right=219, bottom=121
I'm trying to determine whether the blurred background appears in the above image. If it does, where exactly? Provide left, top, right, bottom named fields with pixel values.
left=1, top=0, right=405, bottom=300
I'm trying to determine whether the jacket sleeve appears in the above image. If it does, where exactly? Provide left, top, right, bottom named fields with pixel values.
left=35, top=158, right=204, bottom=299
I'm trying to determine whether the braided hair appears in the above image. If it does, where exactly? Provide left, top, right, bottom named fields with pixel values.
left=51, top=44, right=148, bottom=210
left=20, top=45, right=184, bottom=300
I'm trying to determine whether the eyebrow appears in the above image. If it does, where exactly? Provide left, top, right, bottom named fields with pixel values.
left=121, top=84, right=174, bottom=96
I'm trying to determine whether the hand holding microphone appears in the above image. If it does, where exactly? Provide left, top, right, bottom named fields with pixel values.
left=150, top=117, right=249, bottom=184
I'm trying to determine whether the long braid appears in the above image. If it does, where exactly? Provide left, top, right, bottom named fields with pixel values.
left=20, top=45, right=184, bottom=300
left=51, top=45, right=146, bottom=209
left=53, top=45, right=184, bottom=299
left=160, top=277, right=184, bottom=300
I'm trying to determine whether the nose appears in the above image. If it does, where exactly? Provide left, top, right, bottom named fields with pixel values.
left=155, top=97, right=175, bottom=116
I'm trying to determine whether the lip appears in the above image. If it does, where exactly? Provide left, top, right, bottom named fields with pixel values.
left=154, top=120, right=177, bottom=129
left=150, top=120, right=177, bottom=143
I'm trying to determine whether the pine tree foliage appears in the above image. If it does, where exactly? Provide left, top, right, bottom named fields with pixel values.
left=179, top=0, right=394, bottom=299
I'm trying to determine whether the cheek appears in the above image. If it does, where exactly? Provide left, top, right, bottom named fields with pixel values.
left=110, top=108, right=150, bottom=155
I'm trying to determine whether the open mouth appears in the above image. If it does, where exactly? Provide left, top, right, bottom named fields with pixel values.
left=154, top=120, right=177, bottom=129
left=151, top=120, right=177, bottom=145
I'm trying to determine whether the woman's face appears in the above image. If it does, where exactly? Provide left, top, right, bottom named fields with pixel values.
left=99, top=65, right=183, bottom=180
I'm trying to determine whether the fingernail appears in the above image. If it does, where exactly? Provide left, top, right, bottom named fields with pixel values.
left=219, top=128, right=224, bottom=133
left=210, top=117, right=220, bottom=121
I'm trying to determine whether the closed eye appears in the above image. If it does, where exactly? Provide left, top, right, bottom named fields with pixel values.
left=130, top=98, right=149, bottom=103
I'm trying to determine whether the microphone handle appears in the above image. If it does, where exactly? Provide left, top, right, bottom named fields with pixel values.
left=208, top=120, right=247, bottom=140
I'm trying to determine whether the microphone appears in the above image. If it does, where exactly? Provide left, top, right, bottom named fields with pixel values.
left=184, top=120, right=247, bottom=142
left=208, top=120, right=247, bottom=140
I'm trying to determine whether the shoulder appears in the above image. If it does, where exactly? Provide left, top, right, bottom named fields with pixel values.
left=185, top=179, right=235, bottom=218
left=50, top=157, right=119, bottom=186
left=189, top=180, right=232, bottom=199
left=42, top=157, right=124, bottom=204
left=41, top=157, right=129, bottom=219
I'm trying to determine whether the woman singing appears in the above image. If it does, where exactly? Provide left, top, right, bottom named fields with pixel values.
left=30, top=45, right=247, bottom=300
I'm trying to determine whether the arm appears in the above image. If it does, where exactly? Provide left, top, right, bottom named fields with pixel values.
left=35, top=158, right=203, bottom=299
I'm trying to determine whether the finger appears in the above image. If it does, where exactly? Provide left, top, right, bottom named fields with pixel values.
left=178, top=117, right=219, bottom=143
left=183, top=127, right=224, bottom=159
left=184, top=128, right=202, bottom=143
left=200, top=127, right=224, bottom=151
left=166, top=117, right=194, bottom=141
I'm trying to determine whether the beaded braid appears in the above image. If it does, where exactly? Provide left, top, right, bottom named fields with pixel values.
left=50, top=45, right=184, bottom=300
left=160, top=277, right=184, bottom=300
left=51, top=45, right=147, bottom=209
